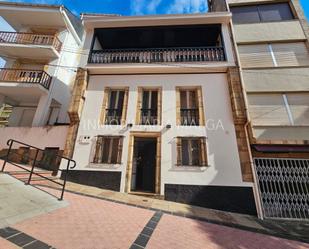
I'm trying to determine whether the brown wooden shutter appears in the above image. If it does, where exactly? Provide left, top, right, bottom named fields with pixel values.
left=200, top=137, right=208, bottom=166
left=100, top=87, right=110, bottom=124
left=197, top=87, right=205, bottom=126
left=238, top=44, right=274, bottom=68
left=176, top=87, right=181, bottom=125
left=135, top=87, right=143, bottom=125
left=176, top=137, right=182, bottom=165
left=157, top=87, right=162, bottom=125
left=121, top=87, right=129, bottom=125
left=92, top=136, right=102, bottom=163
left=117, top=137, right=123, bottom=164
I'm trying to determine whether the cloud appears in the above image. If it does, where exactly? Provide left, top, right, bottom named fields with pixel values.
left=130, top=0, right=208, bottom=15
left=130, top=0, right=163, bottom=15
left=167, top=0, right=208, bottom=14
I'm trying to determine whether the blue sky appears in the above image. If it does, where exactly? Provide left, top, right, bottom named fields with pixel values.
left=0, top=0, right=306, bottom=17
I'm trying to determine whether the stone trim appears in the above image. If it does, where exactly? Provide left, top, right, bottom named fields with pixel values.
left=125, top=132, right=161, bottom=195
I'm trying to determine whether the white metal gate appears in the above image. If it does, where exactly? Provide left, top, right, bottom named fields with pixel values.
left=254, top=158, right=309, bottom=220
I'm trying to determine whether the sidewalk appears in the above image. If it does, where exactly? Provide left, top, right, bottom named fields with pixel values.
left=38, top=179, right=309, bottom=244
left=1, top=175, right=308, bottom=249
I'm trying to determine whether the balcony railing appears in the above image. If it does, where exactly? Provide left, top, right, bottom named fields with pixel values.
left=0, top=31, right=62, bottom=53
left=89, top=47, right=226, bottom=64
left=140, top=108, right=158, bottom=125
left=181, top=108, right=199, bottom=126
left=0, top=68, right=52, bottom=90
left=105, top=108, right=123, bottom=125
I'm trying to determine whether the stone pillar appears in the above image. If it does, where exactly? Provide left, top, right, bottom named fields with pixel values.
left=32, top=94, right=51, bottom=127
left=227, top=67, right=253, bottom=182
left=63, top=68, right=88, bottom=158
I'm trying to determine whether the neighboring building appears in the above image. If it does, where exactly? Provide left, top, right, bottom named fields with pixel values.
left=0, top=2, right=83, bottom=154
left=64, top=0, right=259, bottom=215
left=228, top=0, right=309, bottom=219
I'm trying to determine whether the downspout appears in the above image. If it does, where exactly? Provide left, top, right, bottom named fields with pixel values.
left=226, top=2, right=264, bottom=219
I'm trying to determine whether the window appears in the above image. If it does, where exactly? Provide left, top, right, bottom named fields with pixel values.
left=176, top=137, right=207, bottom=166
left=247, top=93, right=309, bottom=126
left=92, top=136, right=123, bottom=164
left=176, top=87, right=205, bottom=126
left=231, top=3, right=294, bottom=24
left=100, top=88, right=129, bottom=125
left=141, top=90, right=158, bottom=125
left=238, top=42, right=309, bottom=68
left=136, top=87, right=161, bottom=125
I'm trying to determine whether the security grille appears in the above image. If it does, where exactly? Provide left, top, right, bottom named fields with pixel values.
left=254, top=158, right=309, bottom=220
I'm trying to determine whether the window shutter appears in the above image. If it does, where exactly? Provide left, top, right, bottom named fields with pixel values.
left=176, top=137, right=182, bottom=165
left=197, top=87, right=205, bottom=126
left=117, top=137, right=123, bottom=164
left=157, top=88, right=162, bottom=125
left=92, top=136, right=102, bottom=163
left=200, top=137, right=208, bottom=166
left=100, top=87, right=110, bottom=124
left=136, top=87, right=143, bottom=124
left=176, top=87, right=181, bottom=125
left=121, top=88, right=129, bottom=125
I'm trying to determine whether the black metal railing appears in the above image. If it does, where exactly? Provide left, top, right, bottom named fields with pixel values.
left=140, top=108, right=158, bottom=125
left=181, top=108, right=199, bottom=126
left=1, top=139, right=76, bottom=200
left=89, top=46, right=226, bottom=64
left=105, top=108, right=123, bottom=125
left=0, top=68, right=52, bottom=89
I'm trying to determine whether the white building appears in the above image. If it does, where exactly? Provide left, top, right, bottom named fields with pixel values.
left=0, top=2, right=83, bottom=152
left=68, top=2, right=258, bottom=215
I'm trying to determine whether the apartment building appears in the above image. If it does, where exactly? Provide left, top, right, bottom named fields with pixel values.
left=64, top=0, right=258, bottom=215
left=0, top=2, right=83, bottom=156
left=227, top=0, right=309, bottom=219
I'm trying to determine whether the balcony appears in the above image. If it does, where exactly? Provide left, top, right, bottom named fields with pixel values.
left=89, top=47, right=225, bottom=64
left=181, top=108, right=199, bottom=126
left=140, top=108, right=158, bottom=125
left=105, top=108, right=122, bottom=125
left=0, top=68, right=52, bottom=90
left=0, top=32, right=62, bottom=60
left=88, top=24, right=227, bottom=73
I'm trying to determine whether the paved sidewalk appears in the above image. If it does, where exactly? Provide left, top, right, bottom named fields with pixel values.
left=0, top=174, right=67, bottom=229
left=0, top=185, right=308, bottom=249
left=37, top=179, right=309, bottom=244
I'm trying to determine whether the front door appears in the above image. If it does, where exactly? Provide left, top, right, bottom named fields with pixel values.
left=131, top=137, right=157, bottom=193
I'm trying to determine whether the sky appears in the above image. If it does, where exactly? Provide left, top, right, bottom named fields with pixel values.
left=0, top=0, right=306, bottom=17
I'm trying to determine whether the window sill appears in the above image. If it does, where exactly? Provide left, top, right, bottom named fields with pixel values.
left=87, top=163, right=122, bottom=170
left=170, top=165, right=209, bottom=172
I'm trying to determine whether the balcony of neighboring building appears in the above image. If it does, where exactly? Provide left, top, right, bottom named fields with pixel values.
left=0, top=31, right=62, bottom=60
left=0, top=68, right=52, bottom=92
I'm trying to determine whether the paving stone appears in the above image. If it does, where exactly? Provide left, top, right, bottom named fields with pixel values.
left=0, top=227, right=20, bottom=239
left=23, top=240, right=52, bottom=249
left=7, top=233, right=36, bottom=247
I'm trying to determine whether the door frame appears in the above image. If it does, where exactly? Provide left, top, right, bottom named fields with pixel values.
left=125, top=131, right=161, bottom=195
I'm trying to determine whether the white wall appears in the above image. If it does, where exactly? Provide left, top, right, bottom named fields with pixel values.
left=0, top=125, right=69, bottom=150
left=72, top=73, right=251, bottom=195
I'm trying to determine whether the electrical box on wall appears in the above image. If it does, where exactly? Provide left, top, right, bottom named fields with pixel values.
left=79, top=135, right=91, bottom=144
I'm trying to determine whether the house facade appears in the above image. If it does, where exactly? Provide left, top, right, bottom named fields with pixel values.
left=0, top=2, right=83, bottom=154
left=64, top=1, right=258, bottom=215
left=227, top=0, right=309, bottom=219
